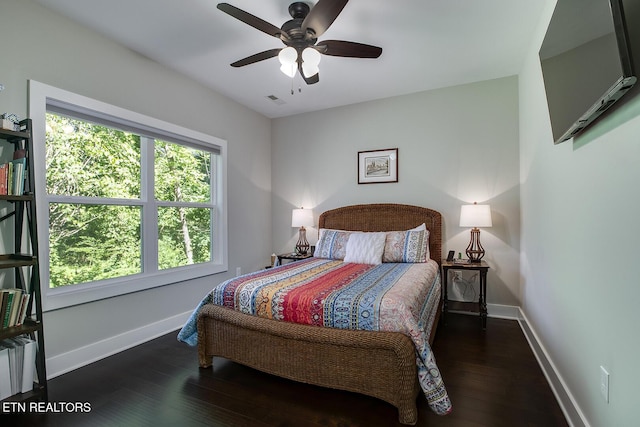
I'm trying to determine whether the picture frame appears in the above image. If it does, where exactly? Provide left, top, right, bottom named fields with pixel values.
left=357, top=148, right=398, bottom=184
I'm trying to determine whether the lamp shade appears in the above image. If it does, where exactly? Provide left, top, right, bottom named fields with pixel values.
left=292, top=208, right=313, bottom=227
left=459, top=203, right=492, bottom=228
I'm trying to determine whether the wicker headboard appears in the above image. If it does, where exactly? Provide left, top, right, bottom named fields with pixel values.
left=317, top=203, right=442, bottom=264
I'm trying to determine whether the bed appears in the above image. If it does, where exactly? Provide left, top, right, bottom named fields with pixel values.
left=178, top=203, right=451, bottom=424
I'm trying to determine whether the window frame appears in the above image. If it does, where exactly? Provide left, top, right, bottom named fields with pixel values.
left=29, top=80, right=228, bottom=311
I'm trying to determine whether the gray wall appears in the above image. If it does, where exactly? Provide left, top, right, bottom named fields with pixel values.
left=8, top=4, right=635, bottom=425
left=272, top=76, right=521, bottom=307
left=0, top=0, right=271, bottom=374
left=519, top=0, right=640, bottom=424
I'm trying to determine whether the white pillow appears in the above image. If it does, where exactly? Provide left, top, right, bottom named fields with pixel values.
left=411, top=223, right=426, bottom=231
left=343, top=232, right=387, bottom=265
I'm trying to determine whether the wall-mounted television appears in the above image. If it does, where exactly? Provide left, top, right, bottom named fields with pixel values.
left=540, top=0, right=636, bottom=144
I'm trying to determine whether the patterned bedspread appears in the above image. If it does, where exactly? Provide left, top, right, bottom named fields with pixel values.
left=177, top=257, right=452, bottom=415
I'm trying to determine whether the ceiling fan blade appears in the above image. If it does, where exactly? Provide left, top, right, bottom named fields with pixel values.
left=230, top=48, right=282, bottom=67
left=298, top=62, right=320, bottom=85
left=301, top=0, right=349, bottom=38
left=316, top=40, right=382, bottom=58
left=217, top=3, right=289, bottom=41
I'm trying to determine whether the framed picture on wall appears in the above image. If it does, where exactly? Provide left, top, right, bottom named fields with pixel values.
left=358, top=148, right=398, bottom=184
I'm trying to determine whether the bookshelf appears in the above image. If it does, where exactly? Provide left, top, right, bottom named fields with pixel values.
left=0, top=119, right=47, bottom=402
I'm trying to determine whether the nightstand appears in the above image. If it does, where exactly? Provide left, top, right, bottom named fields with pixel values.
left=277, top=252, right=313, bottom=265
left=441, top=260, right=490, bottom=329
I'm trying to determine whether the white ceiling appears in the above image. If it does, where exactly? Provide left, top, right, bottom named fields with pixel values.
left=34, top=0, right=548, bottom=118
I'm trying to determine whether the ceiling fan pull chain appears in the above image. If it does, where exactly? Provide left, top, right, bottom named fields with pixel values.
left=290, top=76, right=302, bottom=95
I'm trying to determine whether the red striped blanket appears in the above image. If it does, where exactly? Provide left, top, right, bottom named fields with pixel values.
left=178, top=257, right=451, bottom=415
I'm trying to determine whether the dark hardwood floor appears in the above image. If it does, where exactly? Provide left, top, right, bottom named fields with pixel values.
left=2, top=314, right=567, bottom=427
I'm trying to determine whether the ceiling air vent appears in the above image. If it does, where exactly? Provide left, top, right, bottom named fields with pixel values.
left=266, top=95, right=286, bottom=105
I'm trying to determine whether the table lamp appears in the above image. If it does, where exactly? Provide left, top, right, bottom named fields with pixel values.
left=292, top=207, right=313, bottom=255
left=459, top=202, right=492, bottom=262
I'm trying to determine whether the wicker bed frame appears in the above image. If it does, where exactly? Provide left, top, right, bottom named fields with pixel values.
left=196, top=203, right=443, bottom=425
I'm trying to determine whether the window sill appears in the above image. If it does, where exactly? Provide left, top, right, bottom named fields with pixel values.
left=42, top=262, right=227, bottom=312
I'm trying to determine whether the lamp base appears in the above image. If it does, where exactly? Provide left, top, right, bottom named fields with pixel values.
left=295, top=246, right=309, bottom=255
left=295, top=226, right=310, bottom=255
left=465, top=228, right=485, bottom=262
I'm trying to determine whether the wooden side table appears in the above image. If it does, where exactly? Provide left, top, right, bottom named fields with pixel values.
left=441, top=260, right=490, bottom=329
left=277, top=252, right=313, bottom=265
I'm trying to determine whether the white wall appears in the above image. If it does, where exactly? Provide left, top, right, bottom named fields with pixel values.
left=519, top=1, right=640, bottom=425
left=272, top=77, right=521, bottom=307
left=0, top=0, right=271, bottom=375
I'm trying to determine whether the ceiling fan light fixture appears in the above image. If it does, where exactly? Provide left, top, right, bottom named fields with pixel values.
left=278, top=46, right=298, bottom=78
left=280, top=63, right=297, bottom=78
left=302, top=63, right=319, bottom=78
left=301, top=47, right=321, bottom=77
left=302, top=47, right=321, bottom=65
left=278, top=46, right=297, bottom=64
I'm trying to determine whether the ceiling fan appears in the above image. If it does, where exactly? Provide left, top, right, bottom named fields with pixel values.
left=217, top=1, right=382, bottom=84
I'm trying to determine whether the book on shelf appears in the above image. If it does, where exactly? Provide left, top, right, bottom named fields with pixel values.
left=1, top=338, right=22, bottom=395
left=0, top=346, right=11, bottom=400
left=0, top=164, right=7, bottom=195
left=11, top=157, right=26, bottom=195
left=14, top=336, right=36, bottom=393
left=0, top=288, right=29, bottom=329
left=0, top=290, right=14, bottom=328
left=0, top=157, right=26, bottom=196
left=0, top=336, right=37, bottom=396
left=16, top=293, right=30, bottom=326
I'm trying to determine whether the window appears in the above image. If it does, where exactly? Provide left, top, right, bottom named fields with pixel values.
left=29, top=81, right=227, bottom=311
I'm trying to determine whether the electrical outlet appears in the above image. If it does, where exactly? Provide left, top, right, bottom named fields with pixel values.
left=236, top=267, right=242, bottom=276
left=600, top=366, right=609, bottom=403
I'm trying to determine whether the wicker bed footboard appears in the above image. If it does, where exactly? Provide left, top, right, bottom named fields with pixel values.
left=197, top=304, right=422, bottom=425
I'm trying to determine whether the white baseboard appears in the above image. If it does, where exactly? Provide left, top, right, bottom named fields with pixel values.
left=488, top=303, right=520, bottom=319
left=516, top=308, right=589, bottom=427
left=449, top=303, right=520, bottom=320
left=46, top=310, right=192, bottom=379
